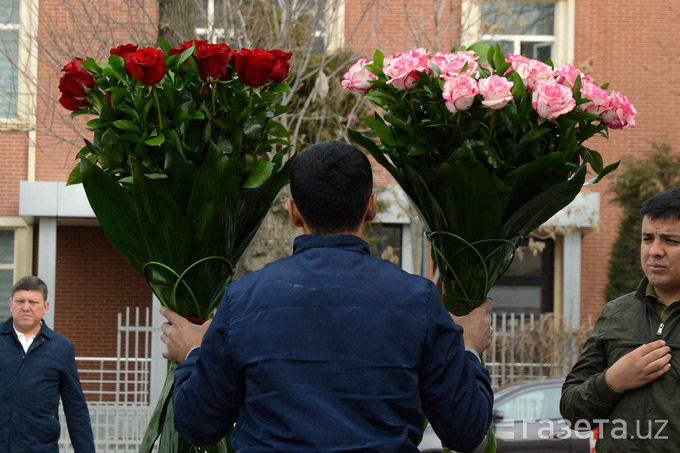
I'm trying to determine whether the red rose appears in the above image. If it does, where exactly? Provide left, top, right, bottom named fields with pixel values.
left=168, top=39, right=207, bottom=56
left=128, top=47, right=167, bottom=86
left=195, top=43, right=236, bottom=82
left=268, top=49, right=293, bottom=83
left=58, top=57, right=95, bottom=111
left=234, top=48, right=293, bottom=87
left=110, top=43, right=138, bottom=74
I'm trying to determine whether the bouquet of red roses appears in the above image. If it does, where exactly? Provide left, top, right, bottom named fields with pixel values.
left=59, top=40, right=295, bottom=453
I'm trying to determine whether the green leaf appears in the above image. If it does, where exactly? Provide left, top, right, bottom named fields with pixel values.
left=269, top=82, right=291, bottom=93
left=232, top=157, right=294, bottom=262
left=138, top=362, right=175, bottom=453
left=113, top=119, right=142, bottom=135
left=66, top=164, right=82, bottom=186
left=365, top=116, right=397, bottom=147
left=178, top=110, right=205, bottom=121
left=347, top=128, right=399, bottom=181
left=145, top=172, right=168, bottom=179
left=517, top=128, right=550, bottom=148
left=586, top=160, right=620, bottom=185
left=81, top=56, right=102, bottom=74
left=242, top=161, right=275, bottom=189
left=145, top=131, right=166, bottom=146
left=176, top=46, right=195, bottom=69
left=274, top=105, right=292, bottom=116
left=373, top=48, right=385, bottom=68
left=131, top=159, right=195, bottom=313
left=384, top=113, right=411, bottom=133
left=80, top=158, right=146, bottom=273
left=158, top=38, right=171, bottom=52
left=583, top=148, right=604, bottom=173
left=86, top=118, right=110, bottom=130
left=265, top=120, right=289, bottom=138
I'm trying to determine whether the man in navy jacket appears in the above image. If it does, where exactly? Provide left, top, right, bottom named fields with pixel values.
left=161, top=140, right=494, bottom=452
left=0, top=276, right=95, bottom=452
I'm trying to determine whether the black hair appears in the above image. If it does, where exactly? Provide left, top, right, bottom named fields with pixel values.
left=640, top=188, right=680, bottom=221
left=289, top=140, right=373, bottom=234
left=12, top=275, right=48, bottom=301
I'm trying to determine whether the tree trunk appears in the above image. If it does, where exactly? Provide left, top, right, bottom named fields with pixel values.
left=158, top=0, right=197, bottom=44
left=236, top=186, right=300, bottom=278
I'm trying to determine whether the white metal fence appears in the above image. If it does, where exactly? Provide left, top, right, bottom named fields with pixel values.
left=486, top=311, right=593, bottom=388
left=56, top=309, right=592, bottom=451
left=58, top=307, right=158, bottom=453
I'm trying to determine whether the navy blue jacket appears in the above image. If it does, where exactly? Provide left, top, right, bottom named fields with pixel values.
left=174, top=234, right=493, bottom=452
left=0, top=318, right=95, bottom=452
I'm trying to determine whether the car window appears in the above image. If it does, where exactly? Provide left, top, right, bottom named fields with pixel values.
left=496, top=385, right=562, bottom=421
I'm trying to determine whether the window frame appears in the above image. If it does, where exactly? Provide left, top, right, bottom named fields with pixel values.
left=461, top=0, right=574, bottom=65
left=0, top=0, right=37, bottom=130
left=0, top=219, right=33, bottom=323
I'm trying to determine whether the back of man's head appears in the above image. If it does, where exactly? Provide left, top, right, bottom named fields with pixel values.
left=12, top=275, right=48, bottom=301
left=641, top=187, right=680, bottom=221
left=290, top=140, right=373, bottom=234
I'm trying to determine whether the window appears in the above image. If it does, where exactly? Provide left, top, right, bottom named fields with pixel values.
left=0, top=0, right=20, bottom=119
left=0, top=229, right=15, bottom=322
left=488, top=237, right=554, bottom=314
left=481, top=1, right=555, bottom=61
left=365, top=223, right=403, bottom=267
left=462, top=0, right=574, bottom=64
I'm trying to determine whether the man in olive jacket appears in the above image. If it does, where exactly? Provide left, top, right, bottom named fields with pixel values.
left=561, top=188, right=680, bottom=452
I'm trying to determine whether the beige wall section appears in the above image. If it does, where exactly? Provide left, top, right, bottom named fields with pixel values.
left=0, top=217, right=34, bottom=282
left=326, top=0, right=345, bottom=52
left=553, top=234, right=564, bottom=318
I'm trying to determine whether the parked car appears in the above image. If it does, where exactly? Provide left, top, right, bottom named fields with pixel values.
left=418, top=378, right=593, bottom=453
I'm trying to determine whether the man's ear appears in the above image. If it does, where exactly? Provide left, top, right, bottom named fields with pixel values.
left=364, top=193, right=377, bottom=223
left=287, top=199, right=304, bottom=228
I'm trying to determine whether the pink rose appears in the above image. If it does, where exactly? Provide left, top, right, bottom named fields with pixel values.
left=342, top=58, right=378, bottom=95
left=531, top=80, right=576, bottom=120
left=506, top=54, right=553, bottom=92
left=442, top=73, right=479, bottom=113
left=383, top=48, right=431, bottom=90
left=431, top=50, right=479, bottom=77
left=554, top=62, right=592, bottom=88
left=601, top=91, right=636, bottom=129
left=578, top=79, right=611, bottom=115
left=478, top=75, right=514, bottom=110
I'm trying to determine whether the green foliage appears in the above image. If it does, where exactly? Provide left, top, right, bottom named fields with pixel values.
left=606, top=144, right=680, bottom=301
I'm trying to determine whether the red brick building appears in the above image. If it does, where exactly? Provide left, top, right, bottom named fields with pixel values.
left=1, top=0, right=678, bottom=361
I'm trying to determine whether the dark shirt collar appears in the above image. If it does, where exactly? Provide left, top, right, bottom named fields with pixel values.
left=293, top=234, right=371, bottom=256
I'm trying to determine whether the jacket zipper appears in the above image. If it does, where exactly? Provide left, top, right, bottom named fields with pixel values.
left=657, top=322, right=665, bottom=336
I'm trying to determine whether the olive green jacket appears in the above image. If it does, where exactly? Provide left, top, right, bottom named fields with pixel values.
left=560, top=278, right=680, bottom=452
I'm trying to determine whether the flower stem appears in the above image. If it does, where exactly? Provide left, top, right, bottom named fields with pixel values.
left=211, top=83, right=217, bottom=116
left=152, top=87, right=163, bottom=130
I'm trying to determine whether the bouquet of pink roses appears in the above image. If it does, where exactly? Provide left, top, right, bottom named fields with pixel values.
left=344, top=42, right=634, bottom=316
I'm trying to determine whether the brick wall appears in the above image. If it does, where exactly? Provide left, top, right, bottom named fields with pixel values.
left=52, top=225, right=151, bottom=357
left=574, top=0, right=680, bottom=321
left=344, top=0, right=462, bottom=55
left=0, top=132, right=28, bottom=216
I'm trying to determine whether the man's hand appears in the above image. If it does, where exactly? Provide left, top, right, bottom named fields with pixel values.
left=605, top=340, right=672, bottom=392
left=160, top=307, right=212, bottom=364
left=451, top=298, right=493, bottom=356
